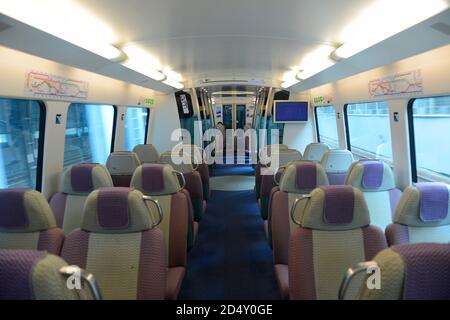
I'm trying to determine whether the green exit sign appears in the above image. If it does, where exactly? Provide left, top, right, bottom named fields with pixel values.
left=314, top=96, right=324, bottom=103
left=313, top=95, right=333, bottom=104
left=144, top=98, right=154, bottom=106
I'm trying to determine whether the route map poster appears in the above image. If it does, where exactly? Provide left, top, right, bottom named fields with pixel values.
left=25, top=71, right=89, bottom=99
left=368, top=69, right=423, bottom=97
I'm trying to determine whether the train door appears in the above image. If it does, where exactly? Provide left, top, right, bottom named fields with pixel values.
left=236, top=105, right=246, bottom=129
left=223, top=105, right=233, bottom=130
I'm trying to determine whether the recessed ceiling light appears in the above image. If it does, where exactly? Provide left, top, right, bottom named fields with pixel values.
left=0, top=0, right=123, bottom=60
left=333, top=0, right=449, bottom=59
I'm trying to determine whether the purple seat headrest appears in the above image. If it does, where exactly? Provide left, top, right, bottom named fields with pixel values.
left=142, top=164, right=165, bottom=193
left=362, top=160, right=384, bottom=189
left=71, top=164, right=96, bottom=193
left=97, top=187, right=131, bottom=229
left=299, top=186, right=369, bottom=231
left=295, top=162, right=317, bottom=190
left=82, top=187, right=155, bottom=233
left=415, top=182, right=449, bottom=222
left=0, top=189, right=28, bottom=229
left=322, top=185, right=355, bottom=225
left=0, top=189, right=56, bottom=232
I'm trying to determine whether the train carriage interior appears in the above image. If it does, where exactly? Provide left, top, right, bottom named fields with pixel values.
left=1, top=0, right=450, bottom=307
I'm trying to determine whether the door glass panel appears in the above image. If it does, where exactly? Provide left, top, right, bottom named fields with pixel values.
left=236, top=105, right=246, bottom=129
left=223, top=105, right=233, bottom=129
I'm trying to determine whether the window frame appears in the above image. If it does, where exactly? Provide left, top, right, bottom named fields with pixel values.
left=35, top=101, right=46, bottom=191
left=144, top=107, right=150, bottom=144
left=407, top=98, right=418, bottom=182
left=111, top=106, right=118, bottom=153
left=124, top=106, right=150, bottom=148
left=64, top=103, right=117, bottom=167
left=343, top=104, right=352, bottom=151
left=314, top=105, right=338, bottom=145
left=407, top=96, right=450, bottom=183
left=343, top=101, right=392, bottom=161
left=0, top=98, right=46, bottom=191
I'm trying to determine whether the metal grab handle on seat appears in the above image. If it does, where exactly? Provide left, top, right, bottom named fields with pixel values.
left=143, top=196, right=164, bottom=228
left=273, top=166, right=287, bottom=185
left=338, top=261, right=379, bottom=300
left=290, top=195, right=311, bottom=226
left=59, top=266, right=102, bottom=300
left=173, top=170, right=186, bottom=189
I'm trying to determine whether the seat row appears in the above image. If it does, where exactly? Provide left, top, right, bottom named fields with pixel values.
left=107, top=144, right=210, bottom=221
left=0, top=150, right=208, bottom=299
left=0, top=187, right=170, bottom=300
left=265, top=157, right=450, bottom=299
left=287, top=184, right=450, bottom=300
left=268, top=158, right=400, bottom=244
left=256, top=143, right=355, bottom=221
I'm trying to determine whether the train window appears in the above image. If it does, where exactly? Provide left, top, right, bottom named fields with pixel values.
left=64, top=104, right=116, bottom=167
left=0, top=98, right=45, bottom=190
left=408, top=96, right=450, bottom=183
left=344, top=101, right=393, bottom=162
left=124, top=107, right=149, bottom=151
left=314, top=106, right=339, bottom=148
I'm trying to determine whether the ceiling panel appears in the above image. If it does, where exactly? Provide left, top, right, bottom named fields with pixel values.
left=76, top=0, right=376, bottom=85
left=1, top=0, right=448, bottom=92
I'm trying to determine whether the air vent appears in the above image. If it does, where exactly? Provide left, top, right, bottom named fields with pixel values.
left=203, top=79, right=247, bottom=84
left=200, top=79, right=265, bottom=85
left=430, top=22, right=450, bottom=36
left=0, top=21, right=12, bottom=33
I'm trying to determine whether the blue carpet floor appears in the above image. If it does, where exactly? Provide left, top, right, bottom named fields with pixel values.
left=211, top=164, right=255, bottom=177
left=178, top=164, right=281, bottom=300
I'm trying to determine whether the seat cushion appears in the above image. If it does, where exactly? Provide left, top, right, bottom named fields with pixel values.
left=61, top=228, right=166, bottom=300
left=288, top=186, right=387, bottom=300
left=166, top=266, right=186, bottom=300
left=289, top=226, right=387, bottom=300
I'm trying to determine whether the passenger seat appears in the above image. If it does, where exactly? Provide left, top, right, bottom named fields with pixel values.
left=160, top=150, right=206, bottom=222
left=354, top=243, right=450, bottom=300
left=386, top=182, right=450, bottom=245
left=0, top=250, right=97, bottom=300
left=133, top=144, right=160, bottom=164
left=345, top=160, right=402, bottom=231
left=61, top=188, right=167, bottom=300
left=49, top=164, right=114, bottom=235
left=289, top=186, right=387, bottom=300
left=302, top=143, right=330, bottom=162
left=255, top=144, right=290, bottom=199
left=270, top=161, right=329, bottom=299
left=106, top=151, right=141, bottom=187
left=182, top=144, right=211, bottom=201
left=320, top=149, right=354, bottom=185
left=0, top=189, right=64, bottom=255
left=259, top=149, right=302, bottom=221
left=131, top=164, right=189, bottom=299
